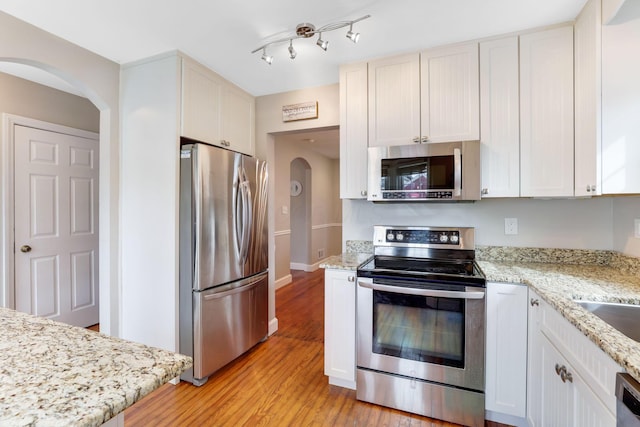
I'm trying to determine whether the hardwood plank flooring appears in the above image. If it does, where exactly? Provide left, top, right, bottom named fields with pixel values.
left=123, top=269, right=508, bottom=427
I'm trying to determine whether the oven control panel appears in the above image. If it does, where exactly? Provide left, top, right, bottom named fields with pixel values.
left=384, top=229, right=460, bottom=245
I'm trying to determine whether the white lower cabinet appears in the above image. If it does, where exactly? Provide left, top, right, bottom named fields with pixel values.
left=527, top=289, right=622, bottom=426
left=485, top=282, right=528, bottom=425
left=324, top=269, right=356, bottom=390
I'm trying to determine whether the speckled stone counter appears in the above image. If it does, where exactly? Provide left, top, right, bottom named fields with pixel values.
left=0, top=308, right=192, bottom=426
left=319, top=252, right=372, bottom=270
left=477, top=246, right=640, bottom=384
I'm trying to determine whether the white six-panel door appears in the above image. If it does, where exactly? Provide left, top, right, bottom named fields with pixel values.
left=14, top=124, right=99, bottom=327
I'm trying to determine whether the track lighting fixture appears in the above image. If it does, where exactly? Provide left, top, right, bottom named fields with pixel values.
left=261, top=48, right=273, bottom=65
left=346, top=24, right=360, bottom=43
left=288, top=40, right=297, bottom=59
left=316, top=33, right=328, bottom=51
left=251, top=14, right=370, bottom=64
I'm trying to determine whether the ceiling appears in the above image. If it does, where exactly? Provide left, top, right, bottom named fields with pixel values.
left=275, top=127, right=340, bottom=159
left=0, top=0, right=587, bottom=97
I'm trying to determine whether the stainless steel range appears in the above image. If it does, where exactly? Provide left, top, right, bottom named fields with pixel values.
left=356, top=225, right=486, bottom=427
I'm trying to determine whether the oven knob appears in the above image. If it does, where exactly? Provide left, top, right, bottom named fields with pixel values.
left=450, top=235, right=459, bottom=244
left=439, top=234, right=449, bottom=243
left=396, top=233, right=404, bottom=241
left=387, top=233, right=395, bottom=241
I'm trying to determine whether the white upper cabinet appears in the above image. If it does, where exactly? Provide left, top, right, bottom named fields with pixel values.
left=420, top=43, right=479, bottom=143
left=182, top=59, right=222, bottom=143
left=575, top=0, right=602, bottom=197
left=367, top=53, right=421, bottom=147
left=602, top=1, right=640, bottom=194
left=182, top=57, right=255, bottom=155
left=221, top=84, right=255, bottom=156
left=479, top=37, right=520, bottom=198
left=520, top=26, right=575, bottom=197
left=339, top=62, right=369, bottom=199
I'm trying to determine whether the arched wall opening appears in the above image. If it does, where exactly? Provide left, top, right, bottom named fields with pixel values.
left=0, top=12, right=121, bottom=336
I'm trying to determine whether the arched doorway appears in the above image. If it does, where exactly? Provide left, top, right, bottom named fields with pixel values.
left=0, top=15, right=120, bottom=336
left=289, top=158, right=312, bottom=270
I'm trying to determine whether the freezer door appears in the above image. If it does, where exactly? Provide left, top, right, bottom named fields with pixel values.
left=191, top=143, right=268, bottom=290
left=192, top=272, right=268, bottom=381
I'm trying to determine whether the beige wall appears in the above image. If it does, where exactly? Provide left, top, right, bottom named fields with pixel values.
left=0, top=72, right=99, bottom=132
left=273, top=138, right=341, bottom=285
left=256, top=83, right=340, bottom=326
left=0, top=11, right=120, bottom=335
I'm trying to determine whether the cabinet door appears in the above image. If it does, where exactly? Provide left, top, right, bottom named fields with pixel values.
left=527, top=289, right=542, bottom=427
left=368, top=53, right=420, bottom=147
left=575, top=0, right=602, bottom=197
left=479, top=37, right=520, bottom=198
left=221, top=85, right=255, bottom=156
left=539, top=335, right=575, bottom=425
left=421, top=43, right=479, bottom=143
left=181, top=59, right=222, bottom=144
left=324, top=269, right=356, bottom=389
left=601, top=2, right=640, bottom=194
left=485, top=282, right=527, bottom=417
left=339, top=62, right=368, bottom=199
left=520, top=26, right=574, bottom=197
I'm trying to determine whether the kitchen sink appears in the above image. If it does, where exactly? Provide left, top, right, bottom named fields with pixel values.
left=574, top=300, right=640, bottom=342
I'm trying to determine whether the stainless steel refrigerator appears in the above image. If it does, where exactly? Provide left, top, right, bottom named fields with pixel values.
left=179, top=139, right=268, bottom=386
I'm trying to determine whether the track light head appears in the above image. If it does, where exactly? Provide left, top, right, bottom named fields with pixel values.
left=251, top=15, right=370, bottom=62
left=288, top=40, right=297, bottom=59
left=346, top=24, right=360, bottom=43
left=316, top=33, right=328, bottom=51
left=261, top=48, right=273, bottom=65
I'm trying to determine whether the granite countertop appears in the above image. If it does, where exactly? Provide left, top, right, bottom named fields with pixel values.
left=323, top=241, right=640, bottom=384
left=0, top=308, right=192, bottom=426
left=479, top=255, right=640, bottom=384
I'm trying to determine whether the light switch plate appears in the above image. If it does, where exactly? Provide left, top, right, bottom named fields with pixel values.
left=635, top=219, right=640, bottom=238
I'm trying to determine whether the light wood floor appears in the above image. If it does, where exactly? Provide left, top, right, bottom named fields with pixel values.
left=123, top=269, right=506, bottom=426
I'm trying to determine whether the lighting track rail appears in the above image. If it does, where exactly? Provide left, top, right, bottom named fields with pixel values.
left=251, top=15, right=370, bottom=64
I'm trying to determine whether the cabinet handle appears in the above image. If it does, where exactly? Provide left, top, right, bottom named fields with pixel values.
left=590, top=185, right=596, bottom=192
left=586, top=185, right=591, bottom=192
left=360, top=190, right=367, bottom=197
left=221, top=140, right=231, bottom=147
left=530, top=298, right=539, bottom=306
left=412, top=137, right=420, bottom=144
left=555, top=363, right=563, bottom=376
left=348, top=276, right=355, bottom=282
left=560, top=369, right=573, bottom=383
left=481, top=188, right=488, bottom=195
left=421, top=136, right=429, bottom=143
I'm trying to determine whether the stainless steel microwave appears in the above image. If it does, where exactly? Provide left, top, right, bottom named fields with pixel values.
left=367, top=141, right=481, bottom=202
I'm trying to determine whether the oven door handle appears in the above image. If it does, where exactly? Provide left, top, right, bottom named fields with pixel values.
left=357, top=278, right=485, bottom=299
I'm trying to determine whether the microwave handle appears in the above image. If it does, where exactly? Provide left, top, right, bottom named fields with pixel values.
left=453, top=148, right=462, bottom=197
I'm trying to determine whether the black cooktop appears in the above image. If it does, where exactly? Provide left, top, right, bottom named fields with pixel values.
left=357, top=255, right=486, bottom=286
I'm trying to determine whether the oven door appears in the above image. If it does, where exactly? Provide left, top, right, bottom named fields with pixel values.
left=356, top=276, right=485, bottom=391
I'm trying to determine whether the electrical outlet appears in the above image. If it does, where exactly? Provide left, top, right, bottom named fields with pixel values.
left=281, top=205, right=288, bottom=215
left=318, top=248, right=325, bottom=259
left=635, top=219, right=640, bottom=238
left=504, top=218, right=518, bottom=235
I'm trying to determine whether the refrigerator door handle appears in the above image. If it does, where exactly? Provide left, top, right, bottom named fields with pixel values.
left=202, top=272, right=267, bottom=300
left=241, top=167, right=253, bottom=264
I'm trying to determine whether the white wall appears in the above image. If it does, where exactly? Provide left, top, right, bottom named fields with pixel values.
left=613, top=196, right=640, bottom=257
left=0, top=11, right=120, bottom=336
left=343, top=197, right=615, bottom=250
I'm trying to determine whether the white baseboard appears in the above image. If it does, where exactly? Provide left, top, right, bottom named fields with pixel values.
left=290, top=258, right=328, bottom=272
left=268, top=317, right=278, bottom=336
left=485, top=410, right=527, bottom=427
left=275, top=274, right=292, bottom=290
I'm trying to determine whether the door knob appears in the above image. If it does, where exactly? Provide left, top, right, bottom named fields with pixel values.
left=20, top=245, right=32, bottom=253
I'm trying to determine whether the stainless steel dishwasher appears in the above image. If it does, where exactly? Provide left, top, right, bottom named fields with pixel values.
left=617, top=373, right=640, bottom=426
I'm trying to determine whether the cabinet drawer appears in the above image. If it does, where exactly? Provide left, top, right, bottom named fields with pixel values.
left=538, top=298, right=622, bottom=414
